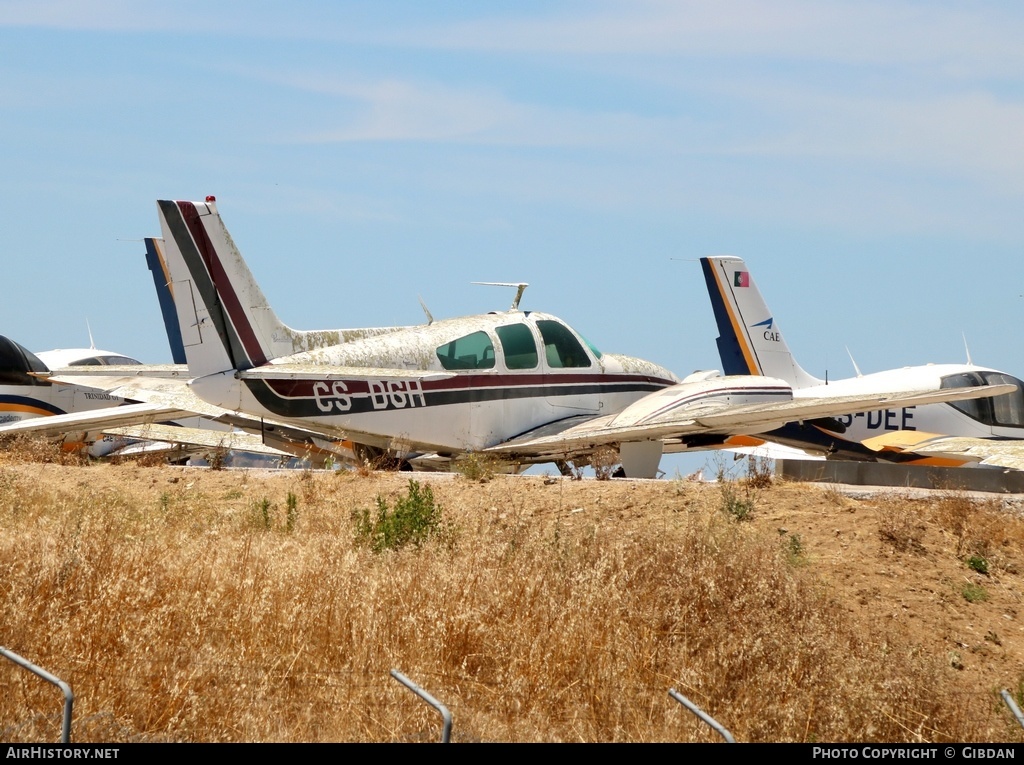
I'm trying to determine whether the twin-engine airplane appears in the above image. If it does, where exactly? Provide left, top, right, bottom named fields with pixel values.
left=700, top=255, right=1024, bottom=468
left=147, top=196, right=1004, bottom=478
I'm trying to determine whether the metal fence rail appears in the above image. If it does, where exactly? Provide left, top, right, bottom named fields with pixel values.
left=1, top=646, right=74, bottom=743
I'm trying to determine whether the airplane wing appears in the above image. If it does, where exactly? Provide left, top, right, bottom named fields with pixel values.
left=47, top=373, right=226, bottom=417
left=862, top=431, right=1024, bottom=471
left=0, top=401, right=197, bottom=438
left=103, top=423, right=292, bottom=459
left=43, top=373, right=359, bottom=464
left=485, top=377, right=1014, bottom=475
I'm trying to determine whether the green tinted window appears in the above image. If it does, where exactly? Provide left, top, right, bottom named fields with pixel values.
left=496, top=324, right=538, bottom=369
left=537, top=320, right=591, bottom=368
left=579, top=333, right=602, bottom=360
left=436, top=331, right=496, bottom=370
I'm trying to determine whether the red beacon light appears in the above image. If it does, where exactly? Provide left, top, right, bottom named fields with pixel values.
left=206, top=195, right=216, bottom=202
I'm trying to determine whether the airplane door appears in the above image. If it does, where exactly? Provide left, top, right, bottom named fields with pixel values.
left=536, top=320, right=601, bottom=417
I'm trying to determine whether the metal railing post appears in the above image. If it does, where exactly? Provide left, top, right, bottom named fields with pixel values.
left=390, top=669, right=452, bottom=743
left=1002, top=689, right=1024, bottom=729
left=0, top=646, right=74, bottom=743
left=668, top=688, right=735, bottom=743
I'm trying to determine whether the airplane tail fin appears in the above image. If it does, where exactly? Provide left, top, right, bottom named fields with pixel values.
left=143, top=238, right=186, bottom=365
left=700, top=256, right=823, bottom=389
left=157, top=197, right=291, bottom=377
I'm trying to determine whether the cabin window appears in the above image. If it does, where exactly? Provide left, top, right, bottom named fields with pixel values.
left=940, top=372, right=1024, bottom=427
left=580, top=334, right=603, bottom=360
left=496, top=324, right=538, bottom=370
left=435, top=331, right=496, bottom=371
left=982, top=372, right=1024, bottom=427
left=537, top=320, right=591, bottom=368
left=68, top=355, right=141, bottom=366
left=941, top=373, right=986, bottom=421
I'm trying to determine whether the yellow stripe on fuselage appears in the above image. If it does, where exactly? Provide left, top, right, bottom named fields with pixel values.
left=0, top=403, right=58, bottom=417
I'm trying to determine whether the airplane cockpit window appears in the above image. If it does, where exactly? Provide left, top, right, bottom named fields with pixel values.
left=942, top=373, right=987, bottom=421
left=436, top=331, right=496, bottom=371
left=982, top=372, right=1024, bottom=427
left=537, top=320, right=592, bottom=368
left=496, top=324, right=538, bottom=370
left=0, top=336, right=50, bottom=386
left=941, top=372, right=1024, bottom=427
left=69, top=355, right=141, bottom=366
left=579, top=333, right=603, bottom=360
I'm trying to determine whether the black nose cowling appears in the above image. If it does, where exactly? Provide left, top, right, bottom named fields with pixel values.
left=0, top=335, right=50, bottom=386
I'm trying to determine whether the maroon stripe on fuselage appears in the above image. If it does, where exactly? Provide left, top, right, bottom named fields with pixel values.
left=258, top=372, right=676, bottom=398
left=177, top=201, right=269, bottom=368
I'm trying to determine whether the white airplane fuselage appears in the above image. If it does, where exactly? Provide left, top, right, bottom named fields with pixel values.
left=701, top=255, right=1024, bottom=463
left=779, top=365, right=1024, bottom=458
left=154, top=197, right=680, bottom=464
left=189, top=310, right=678, bottom=456
left=0, top=339, right=139, bottom=456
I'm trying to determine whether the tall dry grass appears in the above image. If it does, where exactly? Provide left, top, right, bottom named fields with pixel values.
left=0, top=464, right=1021, bottom=742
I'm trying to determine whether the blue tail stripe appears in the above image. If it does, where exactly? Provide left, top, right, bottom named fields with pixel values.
left=701, top=258, right=751, bottom=375
left=144, top=238, right=186, bottom=365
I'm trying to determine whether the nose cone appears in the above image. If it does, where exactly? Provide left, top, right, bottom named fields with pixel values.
left=602, top=353, right=679, bottom=385
left=0, top=335, right=49, bottom=385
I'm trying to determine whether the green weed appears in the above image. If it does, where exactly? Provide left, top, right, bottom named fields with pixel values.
left=967, top=555, right=989, bottom=575
left=286, top=492, right=298, bottom=533
left=455, top=452, right=498, bottom=482
left=353, top=479, right=442, bottom=552
left=785, top=533, right=807, bottom=566
left=962, top=583, right=988, bottom=603
left=253, top=497, right=272, bottom=530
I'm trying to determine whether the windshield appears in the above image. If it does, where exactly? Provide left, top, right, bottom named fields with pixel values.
left=940, top=372, right=1024, bottom=427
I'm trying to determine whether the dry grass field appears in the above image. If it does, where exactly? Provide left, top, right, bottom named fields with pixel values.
left=3, top=449, right=1024, bottom=743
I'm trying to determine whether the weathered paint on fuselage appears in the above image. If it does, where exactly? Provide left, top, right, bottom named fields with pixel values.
left=191, top=310, right=679, bottom=456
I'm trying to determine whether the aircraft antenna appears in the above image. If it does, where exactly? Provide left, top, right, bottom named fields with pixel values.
left=472, top=282, right=529, bottom=311
left=87, top=319, right=96, bottom=350
left=418, top=296, right=434, bottom=325
left=962, top=332, right=974, bottom=365
left=845, top=346, right=863, bottom=378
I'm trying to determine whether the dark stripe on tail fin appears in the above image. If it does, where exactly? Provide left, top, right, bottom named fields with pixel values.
left=144, top=238, right=186, bottom=365
left=701, top=257, right=757, bottom=375
left=158, top=200, right=269, bottom=371
left=175, top=201, right=270, bottom=369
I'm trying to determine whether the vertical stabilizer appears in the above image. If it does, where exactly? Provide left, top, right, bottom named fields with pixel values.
left=144, top=238, right=186, bottom=365
left=156, top=197, right=407, bottom=381
left=157, top=198, right=289, bottom=377
left=700, top=256, right=823, bottom=389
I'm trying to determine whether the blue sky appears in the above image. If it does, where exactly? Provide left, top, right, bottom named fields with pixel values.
left=3, top=0, right=1023, bottom=394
